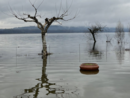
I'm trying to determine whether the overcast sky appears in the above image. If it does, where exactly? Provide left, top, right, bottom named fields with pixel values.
left=0, top=0, right=130, bottom=28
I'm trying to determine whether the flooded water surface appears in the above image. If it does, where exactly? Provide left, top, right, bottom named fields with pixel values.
left=0, top=33, right=130, bottom=98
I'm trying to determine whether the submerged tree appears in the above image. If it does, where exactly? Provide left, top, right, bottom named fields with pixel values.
left=88, top=23, right=105, bottom=42
left=10, top=0, right=76, bottom=56
left=115, top=21, right=124, bottom=43
left=89, top=42, right=102, bottom=58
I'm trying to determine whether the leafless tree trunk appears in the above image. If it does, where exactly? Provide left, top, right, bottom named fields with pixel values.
left=10, top=0, right=76, bottom=56
left=92, top=41, right=96, bottom=51
left=88, top=42, right=102, bottom=58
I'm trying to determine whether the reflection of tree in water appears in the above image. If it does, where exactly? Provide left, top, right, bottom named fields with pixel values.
left=88, top=42, right=102, bottom=59
left=14, top=55, right=79, bottom=98
left=115, top=43, right=125, bottom=64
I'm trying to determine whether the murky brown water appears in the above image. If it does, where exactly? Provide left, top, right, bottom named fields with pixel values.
left=0, top=33, right=130, bottom=98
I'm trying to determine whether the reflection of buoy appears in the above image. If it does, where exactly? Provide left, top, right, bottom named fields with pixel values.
left=80, top=63, right=99, bottom=71
left=80, top=70, right=99, bottom=75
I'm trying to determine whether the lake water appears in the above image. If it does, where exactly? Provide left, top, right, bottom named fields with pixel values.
left=0, top=32, right=130, bottom=98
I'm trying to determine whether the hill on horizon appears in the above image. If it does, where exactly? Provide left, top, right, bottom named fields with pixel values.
left=0, top=25, right=123, bottom=34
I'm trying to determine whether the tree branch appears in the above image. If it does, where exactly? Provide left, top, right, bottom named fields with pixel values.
left=10, top=0, right=76, bottom=34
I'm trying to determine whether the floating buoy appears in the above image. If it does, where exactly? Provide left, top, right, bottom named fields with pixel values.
left=80, top=63, right=99, bottom=71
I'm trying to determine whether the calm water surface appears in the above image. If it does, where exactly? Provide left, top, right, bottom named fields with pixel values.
left=0, top=33, right=130, bottom=98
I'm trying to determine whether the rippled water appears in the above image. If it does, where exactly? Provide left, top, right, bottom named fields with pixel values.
left=0, top=33, right=130, bottom=98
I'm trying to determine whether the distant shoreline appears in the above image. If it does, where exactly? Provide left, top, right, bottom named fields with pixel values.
left=0, top=25, right=123, bottom=34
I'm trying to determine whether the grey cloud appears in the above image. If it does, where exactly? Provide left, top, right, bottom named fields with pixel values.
left=0, top=0, right=130, bottom=28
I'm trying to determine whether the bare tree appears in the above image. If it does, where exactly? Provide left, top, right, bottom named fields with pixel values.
left=127, top=23, right=130, bottom=37
left=115, top=21, right=124, bottom=43
left=88, top=23, right=105, bottom=42
left=10, top=0, right=76, bottom=56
